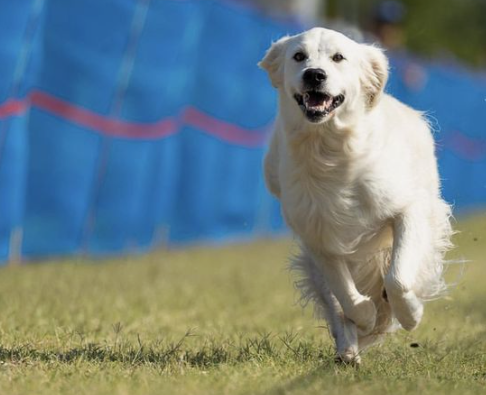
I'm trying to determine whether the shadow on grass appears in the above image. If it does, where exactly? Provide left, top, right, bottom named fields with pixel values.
left=0, top=343, right=229, bottom=367
left=0, top=332, right=330, bottom=370
left=254, top=361, right=341, bottom=395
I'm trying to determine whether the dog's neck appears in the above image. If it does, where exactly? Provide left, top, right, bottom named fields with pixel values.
left=288, top=125, right=355, bottom=179
left=280, top=103, right=372, bottom=183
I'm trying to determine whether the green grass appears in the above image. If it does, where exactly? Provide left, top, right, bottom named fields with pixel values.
left=0, top=216, right=485, bottom=395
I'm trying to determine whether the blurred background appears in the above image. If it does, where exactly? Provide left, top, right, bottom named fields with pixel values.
left=0, top=0, right=485, bottom=263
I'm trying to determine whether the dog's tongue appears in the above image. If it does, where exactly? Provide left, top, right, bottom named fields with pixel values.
left=304, top=92, right=333, bottom=110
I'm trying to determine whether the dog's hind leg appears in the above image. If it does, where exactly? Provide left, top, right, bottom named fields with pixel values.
left=291, top=249, right=360, bottom=364
left=358, top=298, right=393, bottom=350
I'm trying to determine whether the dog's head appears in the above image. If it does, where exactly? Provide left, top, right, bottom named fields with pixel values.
left=259, top=28, right=388, bottom=125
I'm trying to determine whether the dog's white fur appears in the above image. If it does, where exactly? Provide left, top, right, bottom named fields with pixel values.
left=259, top=28, right=452, bottom=364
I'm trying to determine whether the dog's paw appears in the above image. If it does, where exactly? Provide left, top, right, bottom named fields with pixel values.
left=385, top=287, right=423, bottom=331
left=346, top=297, right=377, bottom=336
left=335, top=348, right=361, bottom=366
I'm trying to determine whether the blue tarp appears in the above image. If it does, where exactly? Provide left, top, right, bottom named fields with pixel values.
left=0, top=0, right=485, bottom=262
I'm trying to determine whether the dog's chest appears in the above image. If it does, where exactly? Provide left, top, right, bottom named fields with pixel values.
left=281, top=164, right=384, bottom=255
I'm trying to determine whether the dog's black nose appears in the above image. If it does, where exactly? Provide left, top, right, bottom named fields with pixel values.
left=303, top=68, right=327, bottom=86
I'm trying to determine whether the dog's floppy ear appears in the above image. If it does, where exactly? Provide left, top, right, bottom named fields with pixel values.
left=361, top=45, right=389, bottom=109
left=258, top=36, right=289, bottom=88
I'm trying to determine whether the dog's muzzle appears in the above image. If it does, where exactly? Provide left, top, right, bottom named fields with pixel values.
left=294, top=91, right=345, bottom=123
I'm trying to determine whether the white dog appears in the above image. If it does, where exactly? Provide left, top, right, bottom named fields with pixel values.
left=259, top=28, right=452, bottom=364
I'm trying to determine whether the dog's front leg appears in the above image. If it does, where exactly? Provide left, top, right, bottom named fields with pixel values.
left=385, top=207, right=428, bottom=330
left=314, top=253, right=377, bottom=336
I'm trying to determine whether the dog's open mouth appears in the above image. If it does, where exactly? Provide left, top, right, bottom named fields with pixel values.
left=294, top=91, right=345, bottom=122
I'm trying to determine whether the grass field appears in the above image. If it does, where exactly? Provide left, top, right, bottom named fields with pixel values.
left=0, top=216, right=484, bottom=395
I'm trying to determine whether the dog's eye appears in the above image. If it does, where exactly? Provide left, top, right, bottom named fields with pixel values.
left=332, top=53, right=345, bottom=62
left=293, top=52, right=307, bottom=62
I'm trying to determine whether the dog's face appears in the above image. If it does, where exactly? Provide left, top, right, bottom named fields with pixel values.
left=259, top=28, right=388, bottom=125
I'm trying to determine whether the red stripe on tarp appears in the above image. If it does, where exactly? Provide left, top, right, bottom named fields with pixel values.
left=0, top=98, right=29, bottom=119
left=30, top=91, right=272, bottom=147
left=181, top=106, right=270, bottom=148
left=31, top=90, right=178, bottom=139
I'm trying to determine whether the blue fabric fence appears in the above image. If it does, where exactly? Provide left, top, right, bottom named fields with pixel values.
left=0, top=0, right=485, bottom=262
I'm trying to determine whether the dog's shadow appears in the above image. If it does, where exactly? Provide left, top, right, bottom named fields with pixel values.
left=251, top=360, right=356, bottom=395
